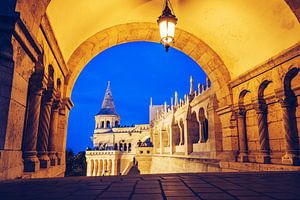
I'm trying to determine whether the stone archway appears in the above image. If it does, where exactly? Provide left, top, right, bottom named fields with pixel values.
left=65, top=22, right=231, bottom=107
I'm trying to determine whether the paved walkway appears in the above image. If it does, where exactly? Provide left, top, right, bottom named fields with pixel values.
left=1, top=171, right=300, bottom=200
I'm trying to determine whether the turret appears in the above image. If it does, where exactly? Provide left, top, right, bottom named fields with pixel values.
left=95, top=81, right=120, bottom=130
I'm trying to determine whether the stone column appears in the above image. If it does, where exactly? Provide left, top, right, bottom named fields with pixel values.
left=198, top=119, right=204, bottom=143
left=98, top=160, right=103, bottom=176
left=23, top=69, right=46, bottom=172
left=86, top=159, right=91, bottom=176
left=108, top=160, right=112, bottom=175
left=99, top=160, right=103, bottom=176
left=48, top=99, right=60, bottom=166
left=159, top=129, right=163, bottom=154
left=103, top=159, right=107, bottom=175
left=178, top=122, right=184, bottom=145
left=94, top=160, right=98, bottom=176
left=111, top=159, right=115, bottom=175
left=253, top=101, right=270, bottom=163
left=237, top=108, right=248, bottom=162
left=183, top=120, right=193, bottom=155
left=169, top=126, right=174, bottom=154
left=279, top=98, right=299, bottom=165
left=37, top=89, right=53, bottom=168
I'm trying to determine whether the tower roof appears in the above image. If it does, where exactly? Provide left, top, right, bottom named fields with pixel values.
left=97, top=81, right=119, bottom=116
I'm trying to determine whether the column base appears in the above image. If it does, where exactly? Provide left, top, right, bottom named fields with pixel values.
left=282, top=153, right=299, bottom=165
left=238, top=153, right=248, bottom=162
left=48, top=152, right=58, bottom=166
left=256, top=153, right=270, bottom=164
left=38, top=152, right=50, bottom=168
left=23, top=151, right=40, bottom=172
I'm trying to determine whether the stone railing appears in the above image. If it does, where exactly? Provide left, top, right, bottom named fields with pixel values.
left=86, top=150, right=119, bottom=156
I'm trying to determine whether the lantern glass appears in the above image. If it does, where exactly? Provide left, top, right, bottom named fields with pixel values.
left=159, top=19, right=176, bottom=44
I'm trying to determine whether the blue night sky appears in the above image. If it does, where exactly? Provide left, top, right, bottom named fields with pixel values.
left=67, top=42, right=207, bottom=153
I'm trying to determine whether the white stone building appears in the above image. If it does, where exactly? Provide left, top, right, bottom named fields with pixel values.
left=85, top=82, right=150, bottom=176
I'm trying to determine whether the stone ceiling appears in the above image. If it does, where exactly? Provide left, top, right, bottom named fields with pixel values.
left=46, top=0, right=300, bottom=78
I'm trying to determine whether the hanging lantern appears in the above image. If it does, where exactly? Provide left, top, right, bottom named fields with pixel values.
left=157, top=0, right=177, bottom=52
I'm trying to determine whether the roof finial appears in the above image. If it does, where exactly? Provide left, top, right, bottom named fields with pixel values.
left=189, top=75, right=194, bottom=95
left=175, top=91, right=178, bottom=106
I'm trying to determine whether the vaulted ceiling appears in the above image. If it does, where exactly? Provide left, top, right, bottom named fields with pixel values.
left=46, top=0, right=300, bottom=78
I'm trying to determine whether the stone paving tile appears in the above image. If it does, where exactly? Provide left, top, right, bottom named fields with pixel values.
left=164, top=190, right=195, bottom=197
left=197, top=192, right=236, bottom=200
left=107, top=186, right=135, bottom=191
left=226, top=189, right=262, bottom=197
left=100, top=191, right=131, bottom=198
left=263, top=192, right=300, bottom=199
left=131, top=194, right=164, bottom=200
left=236, top=197, right=275, bottom=200
left=191, top=187, right=223, bottom=193
left=134, top=188, right=162, bottom=193
left=167, top=197, right=200, bottom=200
left=0, top=172, right=300, bottom=200
left=187, top=183, right=215, bottom=188
left=163, top=185, right=190, bottom=190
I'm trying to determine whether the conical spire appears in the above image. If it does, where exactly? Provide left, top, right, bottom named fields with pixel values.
left=97, top=81, right=118, bottom=116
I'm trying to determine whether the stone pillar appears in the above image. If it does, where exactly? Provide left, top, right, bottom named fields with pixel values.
left=23, top=68, right=46, bottom=172
left=37, top=88, right=54, bottom=168
left=237, top=108, right=248, bottom=162
left=108, top=160, right=112, bottom=175
left=253, top=101, right=270, bottom=163
left=169, top=126, right=174, bottom=154
left=111, top=159, right=115, bottom=175
left=103, top=159, right=107, bottom=175
left=48, top=99, right=60, bottom=166
left=93, top=160, right=98, bottom=176
left=56, top=98, right=73, bottom=167
left=178, top=122, right=184, bottom=145
left=99, top=160, right=104, bottom=176
left=167, top=129, right=170, bottom=147
left=279, top=98, right=299, bottom=165
left=98, top=160, right=103, bottom=176
left=184, top=120, right=193, bottom=155
left=198, top=119, right=204, bottom=143
left=159, top=129, right=163, bottom=154
left=86, top=159, right=91, bottom=176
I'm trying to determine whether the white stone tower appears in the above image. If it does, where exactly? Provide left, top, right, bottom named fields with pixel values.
left=95, top=81, right=120, bottom=133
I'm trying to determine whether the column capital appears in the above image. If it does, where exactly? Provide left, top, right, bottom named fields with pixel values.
left=279, top=96, right=297, bottom=108
left=237, top=107, right=246, bottom=117
left=29, top=58, right=47, bottom=93
left=42, top=88, right=54, bottom=104
left=52, top=99, right=61, bottom=110
left=253, top=99, right=267, bottom=114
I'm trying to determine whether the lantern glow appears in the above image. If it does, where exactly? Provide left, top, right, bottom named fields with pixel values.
left=157, top=0, right=177, bottom=52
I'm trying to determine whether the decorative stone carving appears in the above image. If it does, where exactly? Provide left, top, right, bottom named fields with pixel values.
left=48, top=98, right=61, bottom=166
left=37, top=87, right=54, bottom=168
left=278, top=97, right=299, bottom=165
left=22, top=59, right=46, bottom=172
left=253, top=100, right=270, bottom=164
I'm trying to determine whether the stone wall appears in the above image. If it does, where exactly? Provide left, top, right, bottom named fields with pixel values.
left=0, top=0, right=299, bottom=180
left=0, top=10, right=71, bottom=180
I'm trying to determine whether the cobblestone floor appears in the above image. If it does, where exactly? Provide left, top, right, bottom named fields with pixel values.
left=1, top=171, right=300, bottom=200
